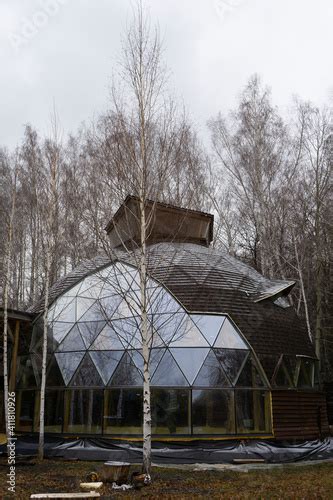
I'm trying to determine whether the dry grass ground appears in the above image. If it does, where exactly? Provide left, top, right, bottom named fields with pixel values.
left=0, top=458, right=332, bottom=499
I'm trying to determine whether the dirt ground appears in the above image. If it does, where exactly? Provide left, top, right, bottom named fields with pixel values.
left=0, top=458, right=333, bottom=499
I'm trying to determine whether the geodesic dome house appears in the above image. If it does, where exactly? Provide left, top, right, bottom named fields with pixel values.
left=12, top=196, right=329, bottom=440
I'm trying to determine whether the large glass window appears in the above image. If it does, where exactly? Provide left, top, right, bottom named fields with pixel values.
left=104, top=389, right=142, bottom=434
left=16, top=356, right=36, bottom=389
left=192, top=390, right=235, bottom=434
left=235, top=390, right=271, bottom=433
left=45, top=390, right=64, bottom=433
left=16, top=390, right=35, bottom=432
left=151, top=389, right=190, bottom=434
left=63, top=389, right=103, bottom=434
left=34, top=390, right=64, bottom=433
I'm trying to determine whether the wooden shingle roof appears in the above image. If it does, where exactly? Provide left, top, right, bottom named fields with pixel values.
left=28, top=242, right=315, bottom=372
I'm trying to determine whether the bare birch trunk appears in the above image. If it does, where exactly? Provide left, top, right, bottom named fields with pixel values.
left=293, top=237, right=312, bottom=342
left=3, top=171, right=17, bottom=442
left=140, top=196, right=151, bottom=479
left=38, top=108, right=60, bottom=460
left=38, top=245, right=51, bottom=460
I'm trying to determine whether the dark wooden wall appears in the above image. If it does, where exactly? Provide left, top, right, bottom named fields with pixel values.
left=272, top=390, right=330, bottom=440
left=324, top=383, right=333, bottom=425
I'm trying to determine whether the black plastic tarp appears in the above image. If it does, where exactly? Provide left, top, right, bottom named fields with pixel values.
left=1, top=436, right=333, bottom=464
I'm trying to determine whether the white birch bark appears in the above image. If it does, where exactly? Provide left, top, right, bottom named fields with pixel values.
left=3, top=171, right=17, bottom=441
left=38, top=244, right=50, bottom=459
left=293, top=236, right=312, bottom=342
left=38, top=109, right=60, bottom=460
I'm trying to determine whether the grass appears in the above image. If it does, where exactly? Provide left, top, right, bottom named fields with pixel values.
left=0, top=458, right=332, bottom=499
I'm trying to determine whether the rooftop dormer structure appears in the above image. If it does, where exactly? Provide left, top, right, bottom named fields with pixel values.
left=105, top=195, right=214, bottom=249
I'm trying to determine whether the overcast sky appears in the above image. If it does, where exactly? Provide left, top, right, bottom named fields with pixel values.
left=1, top=0, right=332, bottom=148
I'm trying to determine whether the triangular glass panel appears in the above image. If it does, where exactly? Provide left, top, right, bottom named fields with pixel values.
left=98, top=295, right=123, bottom=319
left=111, top=317, right=141, bottom=348
left=171, top=348, right=210, bottom=385
left=170, top=317, right=209, bottom=348
left=90, top=324, right=125, bottom=350
left=284, top=355, right=297, bottom=384
left=193, top=350, right=231, bottom=387
left=214, top=349, right=249, bottom=385
left=107, top=265, right=139, bottom=296
left=151, top=350, right=189, bottom=386
left=90, top=351, right=123, bottom=385
left=55, top=300, right=76, bottom=323
left=46, top=356, right=65, bottom=386
left=79, top=301, right=104, bottom=322
left=65, top=281, right=84, bottom=297
left=149, top=348, right=166, bottom=377
left=115, top=262, right=140, bottom=284
left=31, top=326, right=57, bottom=355
left=214, top=318, right=247, bottom=349
left=152, top=312, right=186, bottom=346
left=150, top=330, right=165, bottom=348
left=55, top=351, right=85, bottom=385
left=51, top=296, right=75, bottom=322
left=297, top=358, right=314, bottom=388
left=113, top=299, right=136, bottom=319
left=148, top=288, right=182, bottom=316
left=79, top=273, right=103, bottom=296
left=128, top=350, right=144, bottom=375
left=109, top=352, right=143, bottom=386
left=78, top=321, right=106, bottom=348
left=49, top=322, right=74, bottom=344
left=191, top=315, right=226, bottom=346
left=274, top=360, right=294, bottom=387
left=235, top=354, right=266, bottom=387
left=56, top=325, right=86, bottom=352
left=71, top=353, right=104, bottom=386
left=76, top=297, right=96, bottom=321
left=146, top=285, right=162, bottom=310
left=79, top=282, right=101, bottom=300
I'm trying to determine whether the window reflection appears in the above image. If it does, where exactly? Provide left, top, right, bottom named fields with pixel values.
left=34, top=390, right=64, bottom=433
left=192, top=390, right=235, bottom=434
left=235, top=390, right=271, bottom=433
left=16, top=390, right=35, bottom=432
left=104, top=389, right=142, bottom=434
left=151, top=389, right=190, bottom=434
left=63, top=389, right=103, bottom=434
left=17, top=356, right=36, bottom=389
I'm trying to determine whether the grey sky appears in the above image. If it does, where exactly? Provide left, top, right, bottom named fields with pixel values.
left=1, top=0, right=332, bottom=148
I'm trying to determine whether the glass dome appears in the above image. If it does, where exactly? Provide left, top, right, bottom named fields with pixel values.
left=20, top=262, right=272, bottom=436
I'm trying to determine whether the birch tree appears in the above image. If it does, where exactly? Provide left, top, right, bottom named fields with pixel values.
left=38, top=111, right=61, bottom=460
left=2, top=155, right=18, bottom=442
left=93, top=1, right=203, bottom=479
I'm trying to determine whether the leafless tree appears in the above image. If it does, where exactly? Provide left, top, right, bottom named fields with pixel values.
left=38, top=109, right=62, bottom=460
left=2, top=153, right=18, bottom=441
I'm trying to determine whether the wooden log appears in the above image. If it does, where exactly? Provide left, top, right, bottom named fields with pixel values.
left=80, top=483, right=103, bottom=490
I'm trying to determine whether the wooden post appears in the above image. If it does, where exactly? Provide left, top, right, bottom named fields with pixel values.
left=9, top=320, right=20, bottom=393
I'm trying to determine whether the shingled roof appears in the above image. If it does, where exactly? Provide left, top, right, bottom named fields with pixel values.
left=28, top=241, right=314, bottom=374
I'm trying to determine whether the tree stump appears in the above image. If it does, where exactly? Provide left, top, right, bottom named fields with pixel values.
left=101, top=462, right=130, bottom=485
